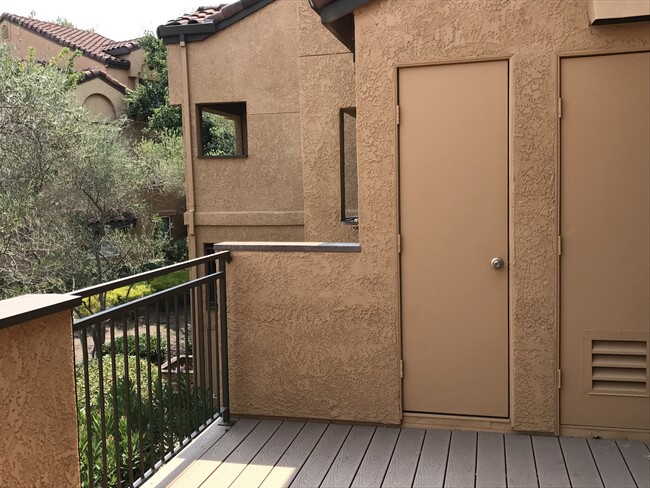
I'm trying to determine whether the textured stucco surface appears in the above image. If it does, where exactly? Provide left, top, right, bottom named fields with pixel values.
left=0, top=310, right=80, bottom=487
left=75, top=78, right=125, bottom=119
left=167, top=0, right=307, bottom=256
left=298, top=3, right=359, bottom=241
left=353, top=0, right=649, bottom=432
left=167, top=0, right=361, bottom=256
left=225, top=250, right=401, bottom=424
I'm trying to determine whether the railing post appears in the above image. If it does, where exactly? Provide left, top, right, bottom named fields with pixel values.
left=217, top=254, right=232, bottom=425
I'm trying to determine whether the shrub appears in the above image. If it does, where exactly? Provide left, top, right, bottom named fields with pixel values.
left=101, top=334, right=167, bottom=365
left=76, top=356, right=216, bottom=488
left=148, top=269, right=188, bottom=293
left=76, top=283, right=153, bottom=318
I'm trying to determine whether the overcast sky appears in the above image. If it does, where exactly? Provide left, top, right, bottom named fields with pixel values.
left=2, top=0, right=222, bottom=41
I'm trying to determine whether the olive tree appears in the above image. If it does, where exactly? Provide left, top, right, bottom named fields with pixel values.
left=0, top=45, right=167, bottom=319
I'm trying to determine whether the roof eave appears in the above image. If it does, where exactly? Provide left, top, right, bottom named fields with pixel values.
left=78, top=73, right=128, bottom=94
left=310, top=0, right=376, bottom=53
left=157, top=0, right=275, bottom=44
left=104, top=45, right=141, bottom=56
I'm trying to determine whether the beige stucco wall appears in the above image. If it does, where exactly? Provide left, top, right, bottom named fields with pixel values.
left=167, top=0, right=362, bottom=255
left=297, top=4, right=359, bottom=241
left=75, top=77, right=126, bottom=119
left=0, top=309, right=80, bottom=486
left=215, top=0, right=648, bottom=432
left=352, top=0, right=649, bottom=432
left=167, top=0, right=309, bottom=256
left=224, top=249, right=401, bottom=424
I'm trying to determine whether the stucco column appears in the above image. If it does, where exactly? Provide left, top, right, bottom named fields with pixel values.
left=0, top=294, right=82, bottom=487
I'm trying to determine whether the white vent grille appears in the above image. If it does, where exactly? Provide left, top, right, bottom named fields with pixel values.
left=590, top=339, right=648, bottom=396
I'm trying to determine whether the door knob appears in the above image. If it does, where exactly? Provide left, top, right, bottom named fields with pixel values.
left=491, top=257, right=505, bottom=269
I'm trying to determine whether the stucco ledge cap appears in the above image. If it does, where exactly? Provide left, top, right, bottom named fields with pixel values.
left=213, top=241, right=361, bottom=253
left=0, top=294, right=81, bottom=330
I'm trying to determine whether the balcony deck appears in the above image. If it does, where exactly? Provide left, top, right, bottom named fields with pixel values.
left=143, top=418, right=649, bottom=488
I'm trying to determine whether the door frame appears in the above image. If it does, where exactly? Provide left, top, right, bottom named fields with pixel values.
left=556, top=48, right=650, bottom=438
left=393, top=55, right=513, bottom=423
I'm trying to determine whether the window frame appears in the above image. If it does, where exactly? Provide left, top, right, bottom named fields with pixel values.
left=196, top=101, right=248, bottom=159
left=339, top=107, right=358, bottom=223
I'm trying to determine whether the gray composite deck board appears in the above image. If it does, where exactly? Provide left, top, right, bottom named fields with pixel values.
left=476, top=432, right=506, bottom=488
left=320, top=425, right=376, bottom=488
left=230, top=421, right=305, bottom=488
left=413, top=430, right=451, bottom=488
left=141, top=422, right=229, bottom=488
left=144, top=417, right=647, bottom=488
left=615, top=439, right=649, bottom=488
left=532, top=436, right=571, bottom=488
left=505, top=434, right=539, bottom=488
left=290, top=423, right=352, bottom=488
left=444, top=430, right=477, bottom=488
left=560, top=437, right=604, bottom=488
left=202, top=419, right=282, bottom=487
left=170, top=418, right=259, bottom=487
left=351, top=427, right=401, bottom=488
left=260, top=422, right=329, bottom=488
left=588, top=439, right=636, bottom=488
left=382, top=427, right=425, bottom=488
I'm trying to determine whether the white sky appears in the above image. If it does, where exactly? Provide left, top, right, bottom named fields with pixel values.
left=1, top=0, right=229, bottom=41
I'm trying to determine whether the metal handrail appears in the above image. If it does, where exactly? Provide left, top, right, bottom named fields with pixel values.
left=73, top=253, right=231, bottom=488
left=71, top=250, right=231, bottom=299
left=73, top=271, right=223, bottom=330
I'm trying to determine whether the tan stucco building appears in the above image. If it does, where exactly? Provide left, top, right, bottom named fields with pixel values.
left=159, top=0, right=359, bottom=257
left=161, top=0, right=649, bottom=440
left=1, top=12, right=143, bottom=119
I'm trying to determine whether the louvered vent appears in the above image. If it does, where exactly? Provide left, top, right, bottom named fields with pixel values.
left=590, top=340, right=648, bottom=396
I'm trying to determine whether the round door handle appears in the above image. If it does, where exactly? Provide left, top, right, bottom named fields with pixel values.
left=491, top=257, right=505, bottom=269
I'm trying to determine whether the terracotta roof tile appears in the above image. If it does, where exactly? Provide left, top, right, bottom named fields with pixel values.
left=79, top=67, right=128, bottom=93
left=162, top=0, right=267, bottom=28
left=0, top=12, right=139, bottom=67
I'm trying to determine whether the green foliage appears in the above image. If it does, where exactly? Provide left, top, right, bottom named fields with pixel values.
left=76, top=270, right=188, bottom=319
left=76, top=284, right=152, bottom=319
left=53, top=17, right=76, bottom=28
left=148, top=269, right=189, bottom=293
left=149, top=104, right=182, bottom=134
left=100, top=334, right=168, bottom=364
left=201, top=113, right=237, bottom=156
left=134, top=129, right=185, bottom=198
left=76, top=355, right=216, bottom=487
left=162, top=237, right=189, bottom=263
left=0, top=44, right=168, bottom=299
left=125, top=33, right=171, bottom=128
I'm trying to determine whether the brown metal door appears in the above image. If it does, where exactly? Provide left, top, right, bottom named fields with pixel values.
left=560, top=52, right=650, bottom=431
left=399, top=60, right=509, bottom=417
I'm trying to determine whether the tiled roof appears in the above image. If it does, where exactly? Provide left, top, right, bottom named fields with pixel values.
left=0, top=13, right=139, bottom=67
left=79, top=67, right=128, bottom=93
left=158, top=0, right=274, bottom=43
left=162, top=1, right=267, bottom=27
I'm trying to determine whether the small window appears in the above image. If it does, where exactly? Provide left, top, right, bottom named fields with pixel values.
left=340, top=108, right=358, bottom=223
left=198, top=102, right=247, bottom=157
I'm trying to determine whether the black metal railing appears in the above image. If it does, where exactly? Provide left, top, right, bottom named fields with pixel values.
left=71, top=251, right=231, bottom=488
